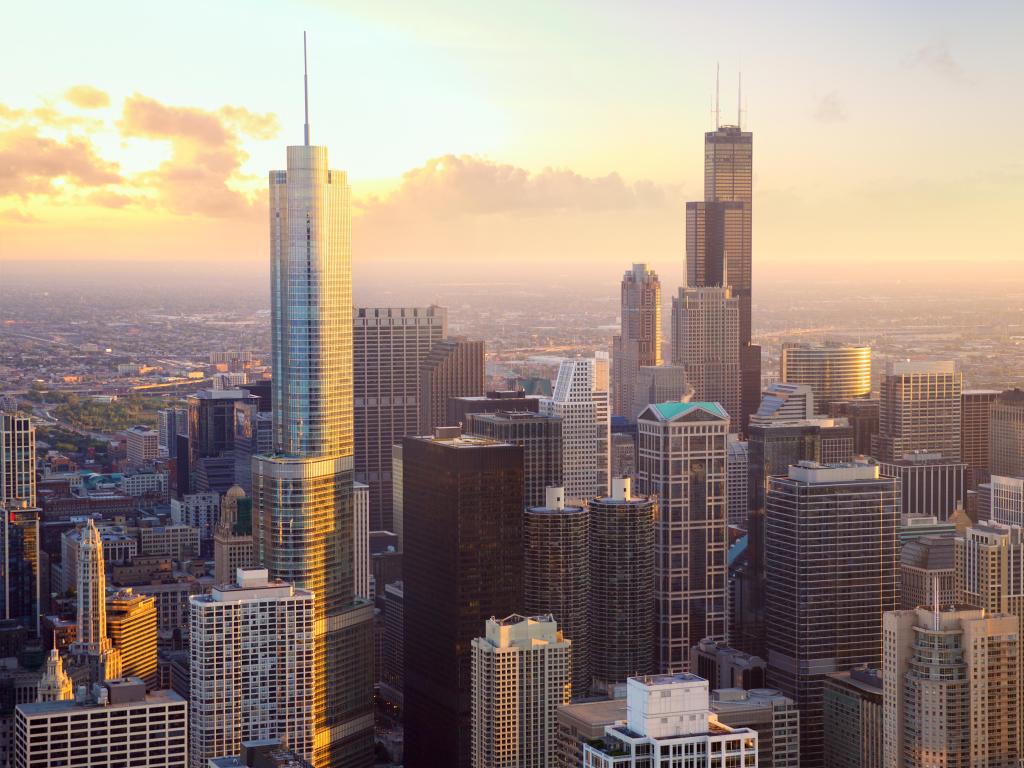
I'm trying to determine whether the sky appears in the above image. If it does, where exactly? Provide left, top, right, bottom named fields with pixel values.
left=2, top=0, right=1022, bottom=293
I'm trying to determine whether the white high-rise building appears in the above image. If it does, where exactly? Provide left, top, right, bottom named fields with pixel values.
left=189, top=567, right=314, bottom=767
left=726, top=436, right=749, bottom=526
left=749, top=382, right=815, bottom=425
left=541, top=354, right=610, bottom=501
left=582, top=674, right=758, bottom=767
left=470, top=614, right=571, bottom=768
left=354, top=481, right=371, bottom=599
left=982, top=474, right=1024, bottom=526
left=170, top=492, right=220, bottom=543
left=637, top=402, right=730, bottom=672
left=125, top=425, right=159, bottom=465
left=69, top=518, right=122, bottom=684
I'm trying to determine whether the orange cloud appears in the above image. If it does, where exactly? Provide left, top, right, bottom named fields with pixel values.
left=0, top=124, right=121, bottom=196
left=65, top=85, right=111, bottom=109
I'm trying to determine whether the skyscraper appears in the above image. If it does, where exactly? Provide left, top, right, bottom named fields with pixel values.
left=990, top=388, right=1024, bottom=478
left=188, top=389, right=258, bottom=493
left=631, top=364, right=689, bottom=422
left=540, top=354, right=610, bottom=501
left=587, top=479, right=655, bottom=692
left=883, top=606, right=1020, bottom=768
left=979, top=474, right=1024, bottom=525
left=0, top=411, right=35, bottom=508
left=523, top=487, right=590, bottom=697
left=190, top=568, right=315, bottom=767
left=765, top=461, right=899, bottom=768
left=955, top=521, right=1024, bottom=639
left=749, top=382, right=814, bottom=425
left=418, top=338, right=485, bottom=433
left=612, top=264, right=662, bottom=419
left=960, top=389, right=999, bottom=488
left=899, top=534, right=955, bottom=611
left=353, top=305, right=448, bottom=530
left=35, top=648, right=73, bottom=703
left=214, top=492, right=255, bottom=586
left=685, top=120, right=760, bottom=431
left=465, top=410, right=562, bottom=508
left=874, top=360, right=962, bottom=462
left=726, top=436, right=749, bottom=526
left=107, top=588, right=157, bottom=690
left=637, top=402, right=729, bottom=671
left=69, top=518, right=123, bottom=684
left=402, top=430, right=524, bottom=768
left=877, top=450, right=965, bottom=519
left=670, top=286, right=741, bottom=426
left=780, top=342, right=871, bottom=409
left=2, top=506, right=39, bottom=636
left=251, top=42, right=373, bottom=767
left=470, top=614, right=571, bottom=768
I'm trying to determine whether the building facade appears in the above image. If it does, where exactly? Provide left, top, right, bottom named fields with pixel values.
left=107, top=588, right=157, bottom=689
left=465, top=411, right=562, bottom=509
left=780, top=342, right=871, bottom=409
left=961, top=389, right=999, bottom=488
left=990, top=388, right=1024, bottom=478
left=877, top=451, right=965, bottom=520
left=1, top=412, right=35, bottom=508
left=874, top=360, right=962, bottom=463
left=612, top=264, right=662, bottom=419
left=418, top=338, right=485, bottom=434
left=822, top=666, right=882, bottom=768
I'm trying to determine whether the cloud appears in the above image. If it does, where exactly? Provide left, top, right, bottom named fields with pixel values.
left=909, top=41, right=964, bottom=82
left=0, top=125, right=121, bottom=196
left=813, top=91, right=846, bottom=123
left=358, top=154, right=677, bottom=220
left=65, top=85, right=111, bottom=109
left=0, top=208, right=36, bottom=223
left=118, top=94, right=279, bottom=217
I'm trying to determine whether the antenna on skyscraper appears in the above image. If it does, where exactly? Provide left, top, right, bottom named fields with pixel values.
left=737, top=70, right=743, bottom=130
left=303, top=31, right=310, bottom=146
left=714, top=62, right=721, bottom=129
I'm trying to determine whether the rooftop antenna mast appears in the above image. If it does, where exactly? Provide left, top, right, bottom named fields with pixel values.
left=714, top=61, right=721, bottom=129
left=303, top=31, right=310, bottom=145
left=737, top=69, right=743, bottom=130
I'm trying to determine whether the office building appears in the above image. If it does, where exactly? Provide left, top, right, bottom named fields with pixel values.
left=465, top=411, right=562, bottom=508
left=874, top=360, right=962, bottom=462
left=980, top=474, right=1024, bottom=525
left=13, top=678, right=187, bottom=768
left=540, top=354, right=610, bottom=501
left=470, top=614, right=571, bottom=768
left=418, top=338, right=485, bottom=433
left=581, top=673, right=758, bottom=767
left=188, top=389, right=258, bottom=493
left=391, top=444, right=404, bottom=550
left=60, top=521, right=138, bottom=595
left=780, top=342, right=871, bottom=409
left=631, top=365, right=690, bottom=422
left=380, top=581, right=404, bottom=701
left=899, top=534, right=955, bottom=611
left=750, top=382, right=814, bottom=425
left=354, top=305, right=447, bottom=530
left=637, top=402, right=730, bottom=670
left=612, top=264, right=662, bottom=419
left=158, top=407, right=187, bottom=459
left=670, top=286, right=741, bottom=426
left=214, top=493, right=254, bottom=586
left=587, top=479, right=655, bottom=691
left=69, top=519, right=123, bottom=684
left=107, top=588, right=157, bottom=689
left=883, top=605, right=1020, bottom=768
left=251, top=69, right=374, bottom=767
left=765, top=462, right=899, bottom=768
left=447, top=389, right=539, bottom=427
left=897, top=513, right=958, bottom=544
left=170, top=491, right=220, bottom=546
left=2, top=506, right=39, bottom=636
left=727, top=437, right=749, bottom=526
left=555, top=698, right=627, bottom=768
left=35, top=647, right=73, bottom=703
left=956, top=521, right=1024, bottom=636
left=232, top=400, right=272, bottom=495
left=828, top=398, right=879, bottom=457
left=125, top=425, right=159, bottom=465
left=822, top=666, right=882, bottom=768
left=523, top=487, right=589, bottom=697
left=990, top=388, right=1024, bottom=478
left=690, top=638, right=766, bottom=691
left=877, top=451, right=965, bottom=519
left=961, top=389, right=999, bottom=488
left=710, top=687, right=800, bottom=768
left=353, top=481, right=370, bottom=599
left=189, top=568, right=314, bottom=768
left=1, top=411, right=35, bottom=508
left=402, top=430, right=523, bottom=768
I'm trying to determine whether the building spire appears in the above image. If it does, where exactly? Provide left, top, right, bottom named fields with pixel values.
left=303, top=31, right=310, bottom=145
left=737, top=70, right=742, bottom=130
left=714, top=61, right=721, bottom=129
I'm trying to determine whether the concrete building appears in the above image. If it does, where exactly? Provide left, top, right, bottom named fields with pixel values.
left=990, top=388, right=1024, bottom=478
left=125, top=425, right=160, bottom=465
left=897, top=514, right=958, bottom=545
left=877, top=451, right=965, bottom=520
left=138, top=523, right=200, bottom=560
left=637, top=402, right=730, bottom=671
left=189, top=568, right=314, bottom=768
left=828, top=398, right=879, bottom=457
left=118, top=468, right=169, bottom=498
left=874, top=360, right=962, bottom=463
left=523, top=488, right=590, bottom=697
left=612, top=264, right=662, bottom=419
left=582, top=673, right=758, bottom=767
left=447, top=390, right=540, bottom=427
left=726, top=437, right=749, bottom=526
left=899, top=534, right=955, bottom=611
left=470, top=614, right=571, bottom=768
left=670, top=286, right=741, bottom=428
left=780, top=342, right=871, bottom=409
left=107, top=588, right=157, bottom=690
left=587, top=479, right=655, bottom=692
left=961, top=389, right=1000, bottom=488
left=214, top=492, right=254, bottom=587
left=765, top=462, right=899, bottom=768
left=822, top=666, right=882, bottom=768
left=170, top=492, right=220, bottom=546
left=555, top=697, right=626, bottom=768
left=353, top=305, right=447, bottom=530
left=418, top=338, right=485, bottom=434
left=750, top=382, right=815, bottom=425
left=465, top=411, right=562, bottom=509
left=13, top=678, right=187, bottom=768
left=883, top=606, right=1020, bottom=768
left=956, top=521, right=1024, bottom=637
left=402, top=430, right=524, bottom=768
left=980, top=474, right=1024, bottom=525
left=69, top=519, right=123, bottom=684
left=710, top=687, right=800, bottom=768
left=690, top=638, right=766, bottom=691
left=353, top=481, right=370, bottom=599
left=1, top=411, right=35, bottom=508
left=540, top=354, right=610, bottom=501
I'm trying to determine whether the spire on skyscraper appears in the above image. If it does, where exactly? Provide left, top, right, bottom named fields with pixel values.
left=37, top=646, right=73, bottom=702
left=303, top=31, right=310, bottom=146
left=69, top=518, right=122, bottom=683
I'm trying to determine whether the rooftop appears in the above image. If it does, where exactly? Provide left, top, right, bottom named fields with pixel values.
left=644, top=402, right=728, bottom=422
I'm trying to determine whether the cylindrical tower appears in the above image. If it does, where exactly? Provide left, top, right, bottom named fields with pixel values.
left=587, top=478, right=656, bottom=693
left=523, top=487, right=590, bottom=698
left=780, top=342, right=872, bottom=408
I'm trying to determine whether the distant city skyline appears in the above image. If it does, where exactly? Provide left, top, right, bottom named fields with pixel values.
left=2, top=0, right=1022, bottom=290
